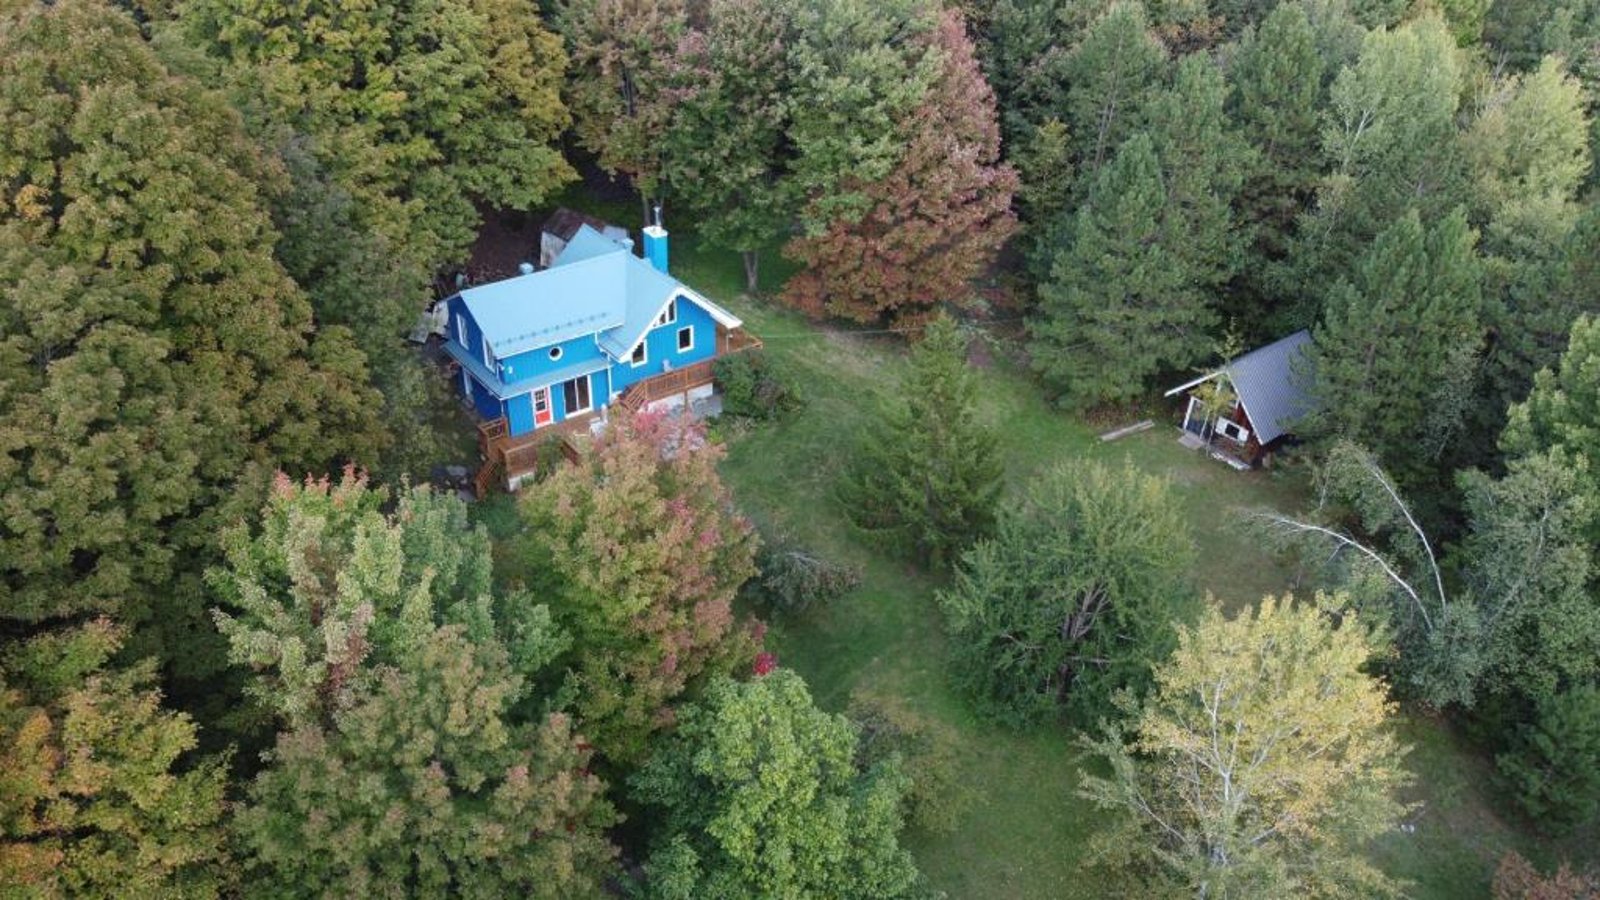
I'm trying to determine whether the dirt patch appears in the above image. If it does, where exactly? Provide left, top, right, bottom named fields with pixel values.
left=466, top=207, right=542, bottom=283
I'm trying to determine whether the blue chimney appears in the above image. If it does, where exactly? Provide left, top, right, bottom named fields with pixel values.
left=642, top=204, right=669, bottom=274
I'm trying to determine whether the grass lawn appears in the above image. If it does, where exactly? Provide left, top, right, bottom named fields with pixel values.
left=657, top=224, right=1598, bottom=897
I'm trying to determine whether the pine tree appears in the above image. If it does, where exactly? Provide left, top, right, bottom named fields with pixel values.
left=1148, top=53, right=1251, bottom=299
left=1229, top=1, right=1328, bottom=322
left=1081, top=596, right=1412, bottom=898
left=631, top=670, right=920, bottom=899
left=1062, top=1, right=1168, bottom=177
left=658, top=0, right=792, bottom=293
left=939, top=460, right=1196, bottom=726
left=843, top=316, right=1003, bottom=568
left=1502, top=315, right=1600, bottom=534
left=0, top=0, right=383, bottom=679
left=780, top=9, right=1018, bottom=326
left=1029, top=134, right=1213, bottom=408
left=516, top=412, right=761, bottom=765
left=1306, top=209, right=1484, bottom=480
left=0, top=622, right=230, bottom=898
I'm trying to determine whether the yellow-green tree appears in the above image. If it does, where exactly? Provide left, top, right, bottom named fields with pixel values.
left=1081, top=596, right=1413, bottom=899
left=0, top=0, right=383, bottom=681
left=0, top=622, right=230, bottom=898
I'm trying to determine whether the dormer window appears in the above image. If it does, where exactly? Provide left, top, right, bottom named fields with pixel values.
left=549, top=346, right=563, bottom=362
left=655, top=299, right=677, bottom=327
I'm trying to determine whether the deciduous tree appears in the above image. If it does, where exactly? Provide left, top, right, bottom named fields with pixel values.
left=1295, top=15, right=1468, bottom=315
left=0, top=622, right=230, bottom=898
left=631, top=670, right=920, bottom=899
left=939, top=460, right=1195, bottom=726
left=1081, top=596, right=1412, bottom=899
left=659, top=0, right=792, bottom=293
left=211, top=472, right=617, bottom=897
left=842, top=316, right=1002, bottom=568
left=558, top=0, right=686, bottom=214
left=783, top=0, right=942, bottom=231
left=781, top=9, right=1017, bottom=326
left=517, top=412, right=761, bottom=764
left=0, top=0, right=383, bottom=679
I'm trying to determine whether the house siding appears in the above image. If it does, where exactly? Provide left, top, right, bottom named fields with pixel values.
left=466, top=373, right=503, bottom=421
left=607, top=296, right=718, bottom=397
left=499, top=333, right=607, bottom=389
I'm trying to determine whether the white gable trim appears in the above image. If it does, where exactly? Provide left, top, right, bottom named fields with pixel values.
left=611, top=289, right=744, bottom=363
left=680, top=287, right=742, bottom=329
left=1164, top=370, right=1223, bottom=397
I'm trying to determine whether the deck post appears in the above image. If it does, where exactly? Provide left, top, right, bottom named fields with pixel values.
left=1180, top=395, right=1196, bottom=433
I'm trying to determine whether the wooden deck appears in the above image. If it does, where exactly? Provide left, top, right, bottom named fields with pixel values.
left=471, top=326, right=763, bottom=496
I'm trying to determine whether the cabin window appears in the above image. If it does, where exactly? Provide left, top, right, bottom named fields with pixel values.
left=481, top=336, right=492, bottom=370
left=677, top=326, right=693, bottom=352
left=455, top=314, right=466, bottom=346
left=630, top=342, right=647, bottom=366
left=1216, top=418, right=1250, bottom=444
left=549, top=345, right=563, bottom=361
left=562, top=375, right=592, bottom=415
left=655, top=299, right=677, bottom=327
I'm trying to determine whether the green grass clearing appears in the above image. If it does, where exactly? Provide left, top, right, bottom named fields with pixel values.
left=668, top=224, right=1597, bottom=898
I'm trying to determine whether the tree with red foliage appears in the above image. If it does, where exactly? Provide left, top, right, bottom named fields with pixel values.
left=517, top=411, right=762, bottom=765
left=781, top=9, right=1018, bottom=328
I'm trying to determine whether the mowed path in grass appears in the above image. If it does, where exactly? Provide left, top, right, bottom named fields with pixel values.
left=664, top=226, right=1592, bottom=897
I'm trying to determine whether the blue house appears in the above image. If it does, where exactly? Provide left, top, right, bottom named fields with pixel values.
left=443, top=222, right=757, bottom=487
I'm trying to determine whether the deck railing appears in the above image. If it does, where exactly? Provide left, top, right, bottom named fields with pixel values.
left=471, top=326, right=763, bottom=496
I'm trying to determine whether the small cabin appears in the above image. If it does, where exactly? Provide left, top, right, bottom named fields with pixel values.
left=441, top=219, right=760, bottom=492
left=1163, top=330, right=1315, bottom=467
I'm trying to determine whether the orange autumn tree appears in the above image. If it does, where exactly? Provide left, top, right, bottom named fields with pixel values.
left=782, top=8, right=1018, bottom=328
left=517, top=411, right=762, bottom=765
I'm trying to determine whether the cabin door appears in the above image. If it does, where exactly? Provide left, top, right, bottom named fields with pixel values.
left=532, top=387, right=552, bottom=426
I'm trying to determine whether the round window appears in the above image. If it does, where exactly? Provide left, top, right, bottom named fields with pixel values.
left=549, top=346, right=563, bottom=361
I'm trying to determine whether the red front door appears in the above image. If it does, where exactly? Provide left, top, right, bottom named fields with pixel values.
left=533, top=387, right=552, bottom=426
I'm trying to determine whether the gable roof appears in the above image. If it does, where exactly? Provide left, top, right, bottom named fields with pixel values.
left=1165, top=330, right=1315, bottom=444
left=542, top=207, right=608, bottom=242
left=458, top=225, right=743, bottom=362
left=458, top=252, right=626, bottom=357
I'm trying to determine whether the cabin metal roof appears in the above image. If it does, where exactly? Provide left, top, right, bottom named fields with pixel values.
left=1165, top=330, right=1315, bottom=444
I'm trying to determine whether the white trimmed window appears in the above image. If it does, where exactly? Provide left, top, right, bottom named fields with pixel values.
left=655, top=299, right=678, bottom=327
left=549, top=345, right=563, bottom=361
left=455, top=314, right=466, bottom=346
left=677, top=326, right=693, bottom=352
left=630, top=342, right=647, bottom=366
left=481, top=336, right=492, bottom=370
left=562, top=375, right=592, bottom=415
left=1216, top=418, right=1251, bottom=444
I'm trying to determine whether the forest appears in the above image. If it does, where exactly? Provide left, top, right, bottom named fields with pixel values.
left=2, top=0, right=1599, bottom=896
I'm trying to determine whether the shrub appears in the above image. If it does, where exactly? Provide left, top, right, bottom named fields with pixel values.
left=713, top=350, right=801, bottom=420
left=1492, top=851, right=1600, bottom=900
left=746, top=533, right=862, bottom=616
left=847, top=689, right=974, bottom=835
left=1497, top=684, right=1600, bottom=832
